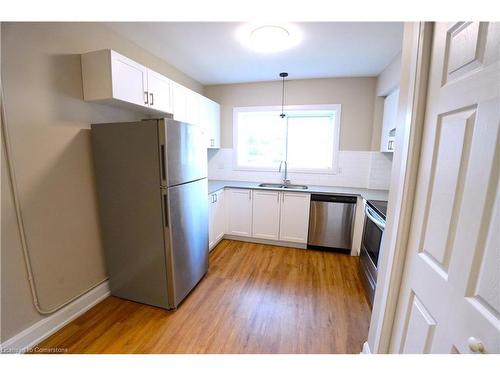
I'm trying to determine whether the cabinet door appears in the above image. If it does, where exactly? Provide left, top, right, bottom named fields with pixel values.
left=380, top=88, right=400, bottom=152
left=111, top=51, right=148, bottom=107
left=208, top=100, right=221, bottom=148
left=147, top=69, right=173, bottom=113
left=213, top=190, right=226, bottom=244
left=185, top=89, right=201, bottom=127
left=200, top=97, right=221, bottom=148
left=226, top=189, right=252, bottom=237
left=252, top=190, right=280, bottom=240
left=172, top=83, right=187, bottom=122
left=279, top=193, right=311, bottom=243
left=208, top=194, right=216, bottom=250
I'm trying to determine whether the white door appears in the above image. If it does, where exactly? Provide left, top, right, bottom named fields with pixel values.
left=252, top=190, right=281, bottom=240
left=279, top=192, right=311, bottom=243
left=226, top=189, right=253, bottom=237
left=208, top=193, right=216, bottom=250
left=390, top=22, right=500, bottom=354
left=213, top=189, right=226, bottom=245
left=146, top=69, right=173, bottom=113
left=111, top=51, right=148, bottom=107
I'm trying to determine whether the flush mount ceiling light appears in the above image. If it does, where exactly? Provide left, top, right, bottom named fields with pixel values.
left=236, top=23, right=301, bottom=53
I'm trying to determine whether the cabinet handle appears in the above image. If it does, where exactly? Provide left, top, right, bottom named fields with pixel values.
left=248, top=190, right=251, bottom=200
left=277, top=193, right=279, bottom=203
left=150, top=92, right=154, bottom=106
left=144, top=91, right=149, bottom=105
left=210, top=139, right=215, bottom=147
left=214, top=193, right=218, bottom=203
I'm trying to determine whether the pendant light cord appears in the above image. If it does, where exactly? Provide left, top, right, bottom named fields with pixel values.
left=279, top=72, right=288, bottom=118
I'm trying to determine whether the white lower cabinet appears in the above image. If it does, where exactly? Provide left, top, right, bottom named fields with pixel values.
left=208, top=189, right=225, bottom=251
left=208, top=188, right=312, bottom=248
left=226, top=188, right=253, bottom=237
left=252, top=190, right=281, bottom=240
left=279, top=192, right=311, bottom=243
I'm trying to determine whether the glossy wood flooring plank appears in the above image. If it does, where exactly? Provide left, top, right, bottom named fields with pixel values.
left=36, top=240, right=371, bottom=354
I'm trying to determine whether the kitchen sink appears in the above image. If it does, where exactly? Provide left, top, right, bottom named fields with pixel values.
left=258, top=183, right=308, bottom=190
left=259, top=183, right=285, bottom=188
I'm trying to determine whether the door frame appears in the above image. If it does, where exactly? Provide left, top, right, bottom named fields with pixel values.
left=364, top=22, right=435, bottom=354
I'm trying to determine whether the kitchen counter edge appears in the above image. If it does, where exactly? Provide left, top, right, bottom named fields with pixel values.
left=207, top=180, right=389, bottom=202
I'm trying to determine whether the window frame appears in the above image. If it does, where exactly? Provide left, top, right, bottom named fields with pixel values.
left=232, top=104, right=342, bottom=174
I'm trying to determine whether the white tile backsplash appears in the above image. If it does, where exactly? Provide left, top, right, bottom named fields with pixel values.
left=208, top=148, right=393, bottom=190
left=368, top=152, right=393, bottom=190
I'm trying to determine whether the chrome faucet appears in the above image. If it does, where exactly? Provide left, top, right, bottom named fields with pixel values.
left=279, top=160, right=290, bottom=186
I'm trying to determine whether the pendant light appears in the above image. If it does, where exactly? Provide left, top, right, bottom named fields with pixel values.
left=279, top=72, right=288, bottom=118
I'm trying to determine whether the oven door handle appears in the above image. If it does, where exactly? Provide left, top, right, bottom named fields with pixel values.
left=365, top=206, right=386, bottom=230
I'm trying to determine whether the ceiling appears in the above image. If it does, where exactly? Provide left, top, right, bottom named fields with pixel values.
left=106, top=22, right=404, bottom=86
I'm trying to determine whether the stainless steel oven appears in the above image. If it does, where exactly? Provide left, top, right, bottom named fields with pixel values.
left=359, top=200, right=387, bottom=305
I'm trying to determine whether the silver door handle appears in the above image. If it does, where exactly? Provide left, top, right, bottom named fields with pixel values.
left=248, top=190, right=251, bottom=200
left=365, top=206, right=385, bottom=230
left=144, top=91, right=149, bottom=105
left=150, top=92, right=154, bottom=106
left=214, top=193, right=218, bottom=203
left=162, top=190, right=169, bottom=227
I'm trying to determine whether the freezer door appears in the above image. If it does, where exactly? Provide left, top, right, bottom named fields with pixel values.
left=164, top=178, right=208, bottom=308
left=159, top=119, right=207, bottom=187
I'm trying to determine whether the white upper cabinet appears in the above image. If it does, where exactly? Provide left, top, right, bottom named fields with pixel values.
left=81, top=50, right=221, bottom=148
left=172, top=84, right=201, bottom=126
left=172, top=82, right=188, bottom=122
left=110, top=52, right=148, bottom=107
left=185, top=90, right=201, bottom=126
left=252, top=190, right=281, bottom=240
left=380, top=88, right=400, bottom=153
left=82, top=50, right=173, bottom=114
left=200, top=95, right=221, bottom=148
left=279, top=192, right=311, bottom=244
left=146, top=68, right=173, bottom=114
left=226, top=189, right=253, bottom=237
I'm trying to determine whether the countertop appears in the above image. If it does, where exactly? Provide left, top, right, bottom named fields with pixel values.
left=207, top=179, right=389, bottom=202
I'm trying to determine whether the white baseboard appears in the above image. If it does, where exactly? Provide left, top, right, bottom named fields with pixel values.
left=223, top=235, right=307, bottom=249
left=361, top=341, right=372, bottom=354
left=1, top=281, right=110, bottom=353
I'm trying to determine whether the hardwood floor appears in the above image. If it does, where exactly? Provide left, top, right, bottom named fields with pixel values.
left=37, top=240, right=371, bottom=353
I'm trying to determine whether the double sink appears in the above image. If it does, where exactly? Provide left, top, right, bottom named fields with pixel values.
left=258, top=183, right=309, bottom=190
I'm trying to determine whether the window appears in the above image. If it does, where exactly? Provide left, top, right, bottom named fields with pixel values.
left=233, top=105, right=341, bottom=173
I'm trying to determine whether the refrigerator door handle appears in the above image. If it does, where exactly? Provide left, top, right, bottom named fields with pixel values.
left=162, top=191, right=169, bottom=227
left=160, top=144, right=167, bottom=184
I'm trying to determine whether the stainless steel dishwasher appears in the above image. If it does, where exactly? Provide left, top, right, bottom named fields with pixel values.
left=307, top=194, right=357, bottom=252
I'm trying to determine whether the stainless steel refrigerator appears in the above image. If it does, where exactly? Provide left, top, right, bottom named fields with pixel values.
left=91, top=118, right=208, bottom=309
